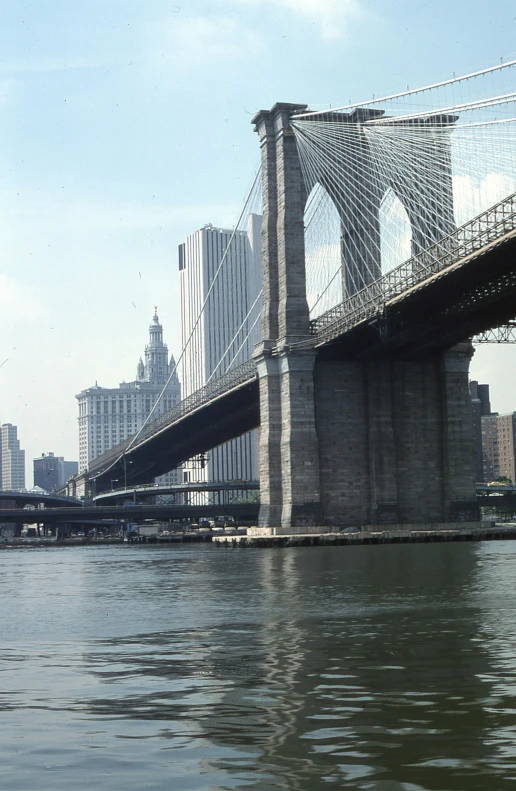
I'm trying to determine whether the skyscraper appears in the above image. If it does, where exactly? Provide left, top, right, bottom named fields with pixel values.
left=481, top=413, right=499, bottom=482
left=76, top=310, right=181, bottom=481
left=469, top=380, right=492, bottom=482
left=33, top=453, right=78, bottom=493
left=495, top=413, right=516, bottom=483
left=179, top=215, right=261, bottom=483
left=0, top=423, right=26, bottom=491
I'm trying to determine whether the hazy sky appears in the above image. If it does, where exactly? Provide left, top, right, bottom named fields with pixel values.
left=1, top=0, right=515, bottom=481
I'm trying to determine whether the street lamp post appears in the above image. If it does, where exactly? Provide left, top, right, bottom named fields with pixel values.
left=86, top=476, right=98, bottom=506
left=123, top=456, right=133, bottom=490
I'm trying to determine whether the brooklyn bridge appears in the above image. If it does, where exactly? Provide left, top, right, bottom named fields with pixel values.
left=82, top=61, right=516, bottom=530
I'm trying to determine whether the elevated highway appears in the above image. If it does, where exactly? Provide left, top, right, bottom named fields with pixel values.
left=0, top=490, right=82, bottom=508
left=94, top=480, right=259, bottom=504
left=0, top=502, right=259, bottom=525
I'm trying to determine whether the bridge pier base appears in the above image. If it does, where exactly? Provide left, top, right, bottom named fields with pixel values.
left=279, top=348, right=322, bottom=528
left=254, top=343, right=283, bottom=527
left=441, top=342, right=479, bottom=520
left=256, top=342, right=477, bottom=529
left=255, top=343, right=322, bottom=529
left=316, top=342, right=477, bottom=527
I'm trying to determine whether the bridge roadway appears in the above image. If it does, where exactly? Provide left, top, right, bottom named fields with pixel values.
left=0, top=490, right=82, bottom=508
left=2, top=487, right=512, bottom=524
left=89, top=196, right=516, bottom=493
left=3, top=492, right=512, bottom=524
left=94, top=480, right=260, bottom=504
left=314, top=194, right=516, bottom=359
left=0, top=502, right=260, bottom=525
left=476, top=484, right=516, bottom=509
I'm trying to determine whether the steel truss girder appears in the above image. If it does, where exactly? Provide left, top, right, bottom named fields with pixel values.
left=473, top=323, right=516, bottom=343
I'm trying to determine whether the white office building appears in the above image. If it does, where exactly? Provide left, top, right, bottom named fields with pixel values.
left=179, top=215, right=262, bottom=484
left=0, top=423, right=26, bottom=491
left=76, top=310, right=181, bottom=482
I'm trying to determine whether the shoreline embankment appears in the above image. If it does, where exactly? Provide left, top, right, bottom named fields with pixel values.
left=3, top=521, right=516, bottom=549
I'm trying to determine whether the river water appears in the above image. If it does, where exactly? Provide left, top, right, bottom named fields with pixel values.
left=1, top=542, right=516, bottom=790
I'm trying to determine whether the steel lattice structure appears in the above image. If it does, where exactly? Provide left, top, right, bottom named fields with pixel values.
left=311, top=193, right=516, bottom=345
left=473, top=323, right=516, bottom=343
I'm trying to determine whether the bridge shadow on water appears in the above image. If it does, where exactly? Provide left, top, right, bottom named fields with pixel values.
left=75, top=543, right=516, bottom=790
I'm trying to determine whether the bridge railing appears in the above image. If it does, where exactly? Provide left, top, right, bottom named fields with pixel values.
left=89, top=360, right=257, bottom=475
left=312, top=192, right=516, bottom=341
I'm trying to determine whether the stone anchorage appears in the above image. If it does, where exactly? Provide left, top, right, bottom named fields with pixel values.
left=252, top=103, right=478, bottom=532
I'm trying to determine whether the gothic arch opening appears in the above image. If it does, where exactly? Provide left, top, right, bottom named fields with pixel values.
left=379, top=188, right=412, bottom=274
left=304, top=183, right=342, bottom=320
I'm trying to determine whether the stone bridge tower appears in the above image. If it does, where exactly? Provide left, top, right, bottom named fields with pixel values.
left=252, top=103, right=477, bottom=531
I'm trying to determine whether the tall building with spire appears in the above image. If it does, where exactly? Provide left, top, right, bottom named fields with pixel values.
left=142, top=308, right=171, bottom=385
left=76, top=310, right=181, bottom=480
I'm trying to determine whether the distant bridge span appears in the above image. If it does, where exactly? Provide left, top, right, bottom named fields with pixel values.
left=0, top=503, right=259, bottom=525
left=94, top=479, right=259, bottom=504
left=0, top=490, right=82, bottom=509
left=90, top=367, right=259, bottom=491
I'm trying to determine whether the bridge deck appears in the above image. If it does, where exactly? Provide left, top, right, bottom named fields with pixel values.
left=313, top=193, right=516, bottom=355
left=0, top=503, right=260, bottom=524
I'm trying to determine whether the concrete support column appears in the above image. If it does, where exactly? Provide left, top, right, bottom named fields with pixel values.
left=391, top=118, right=456, bottom=256
left=391, top=360, right=444, bottom=523
left=341, top=197, right=382, bottom=298
left=253, top=109, right=283, bottom=527
left=316, top=361, right=369, bottom=527
left=308, top=110, right=385, bottom=299
left=254, top=343, right=282, bottom=527
left=441, top=342, right=478, bottom=520
left=316, top=351, right=478, bottom=528
left=254, top=111, right=280, bottom=343
left=279, top=350, right=321, bottom=528
left=273, top=107, right=310, bottom=341
left=366, top=362, right=399, bottom=523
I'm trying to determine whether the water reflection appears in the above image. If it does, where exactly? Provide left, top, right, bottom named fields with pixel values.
left=471, top=544, right=516, bottom=780
left=76, top=545, right=505, bottom=789
left=3, top=544, right=516, bottom=789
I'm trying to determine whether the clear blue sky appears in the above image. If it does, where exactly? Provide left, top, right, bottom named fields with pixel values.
left=1, top=0, right=515, bottom=480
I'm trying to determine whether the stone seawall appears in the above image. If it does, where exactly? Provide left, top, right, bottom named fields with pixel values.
left=217, top=522, right=516, bottom=548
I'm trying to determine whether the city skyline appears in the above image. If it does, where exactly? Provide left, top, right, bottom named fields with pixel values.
left=1, top=1, right=515, bottom=480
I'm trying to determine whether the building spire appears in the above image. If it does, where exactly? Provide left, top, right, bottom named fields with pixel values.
left=137, top=356, right=145, bottom=381
left=144, top=307, right=168, bottom=384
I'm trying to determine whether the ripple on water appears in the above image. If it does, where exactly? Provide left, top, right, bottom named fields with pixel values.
left=0, top=543, right=516, bottom=789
